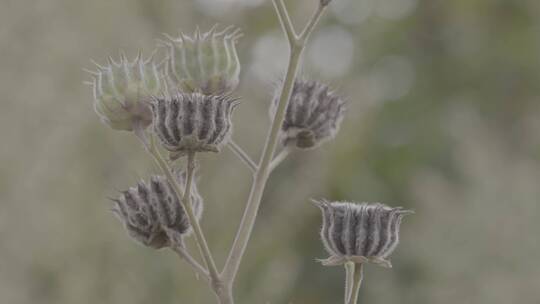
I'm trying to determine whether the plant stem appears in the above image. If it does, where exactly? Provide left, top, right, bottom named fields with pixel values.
left=172, top=244, right=210, bottom=282
left=148, top=145, right=221, bottom=287
left=216, top=287, right=234, bottom=304
left=268, top=147, right=290, bottom=172
left=344, top=262, right=355, bottom=304
left=228, top=140, right=258, bottom=173
left=221, top=46, right=303, bottom=284
left=220, top=0, right=327, bottom=295
left=348, top=263, right=364, bottom=304
left=220, top=31, right=299, bottom=285
left=299, top=3, right=326, bottom=44
left=273, top=0, right=298, bottom=45
left=183, top=152, right=221, bottom=284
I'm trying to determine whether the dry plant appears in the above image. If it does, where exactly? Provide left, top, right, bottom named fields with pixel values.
left=84, top=1, right=412, bottom=303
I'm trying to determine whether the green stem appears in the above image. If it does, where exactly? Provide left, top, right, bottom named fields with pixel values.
left=268, top=147, right=290, bottom=172
left=344, top=262, right=355, bottom=304
left=172, top=243, right=210, bottom=282
left=148, top=146, right=221, bottom=287
left=348, top=263, right=364, bottom=304
left=220, top=0, right=326, bottom=292
left=228, top=140, right=258, bottom=173
left=299, top=4, right=326, bottom=44
left=221, top=45, right=303, bottom=284
left=183, top=152, right=221, bottom=280
left=273, top=0, right=298, bottom=45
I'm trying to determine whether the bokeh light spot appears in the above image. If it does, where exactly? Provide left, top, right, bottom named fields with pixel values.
left=307, top=26, right=355, bottom=78
left=250, top=31, right=289, bottom=82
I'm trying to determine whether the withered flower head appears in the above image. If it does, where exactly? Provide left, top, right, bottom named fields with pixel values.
left=86, top=51, right=161, bottom=131
left=314, top=200, right=412, bottom=268
left=271, top=79, right=345, bottom=149
left=151, top=93, right=238, bottom=160
left=162, top=25, right=242, bottom=95
left=112, top=172, right=203, bottom=249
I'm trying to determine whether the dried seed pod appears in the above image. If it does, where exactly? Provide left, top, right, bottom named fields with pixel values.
left=270, top=80, right=345, bottom=149
left=86, top=51, right=161, bottom=131
left=112, top=172, right=203, bottom=249
left=162, top=25, right=242, bottom=95
left=314, top=200, right=412, bottom=268
left=151, top=93, right=238, bottom=160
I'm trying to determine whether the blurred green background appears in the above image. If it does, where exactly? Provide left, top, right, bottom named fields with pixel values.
left=2, top=0, right=540, bottom=303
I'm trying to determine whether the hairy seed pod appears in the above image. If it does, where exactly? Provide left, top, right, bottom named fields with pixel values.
left=313, top=200, right=412, bottom=268
left=162, top=25, right=242, bottom=95
left=151, top=93, right=238, bottom=160
left=86, top=51, right=161, bottom=131
left=270, top=80, right=345, bottom=149
left=112, top=172, right=203, bottom=249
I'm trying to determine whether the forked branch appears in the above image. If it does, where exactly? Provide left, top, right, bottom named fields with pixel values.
left=220, top=0, right=328, bottom=296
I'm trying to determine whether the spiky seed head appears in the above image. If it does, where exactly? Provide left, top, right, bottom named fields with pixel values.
left=112, top=172, right=203, bottom=249
left=270, top=79, right=345, bottom=149
left=162, top=25, right=242, bottom=95
left=86, top=51, right=161, bottom=131
left=151, top=93, right=238, bottom=160
left=313, top=200, right=413, bottom=268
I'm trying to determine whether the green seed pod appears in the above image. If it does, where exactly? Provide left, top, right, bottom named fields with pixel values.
left=313, top=200, right=413, bottom=268
left=86, top=51, right=161, bottom=131
left=162, top=25, right=242, bottom=95
left=112, top=172, right=203, bottom=249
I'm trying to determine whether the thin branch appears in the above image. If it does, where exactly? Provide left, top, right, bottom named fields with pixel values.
left=172, top=244, right=210, bottom=282
left=272, top=0, right=299, bottom=45
left=182, top=152, right=221, bottom=283
left=228, top=141, right=258, bottom=173
left=221, top=0, right=327, bottom=286
left=299, top=3, right=326, bottom=44
left=148, top=143, right=221, bottom=285
left=221, top=47, right=303, bottom=283
left=268, top=147, right=290, bottom=172
left=348, top=263, right=364, bottom=304
left=344, top=262, right=355, bottom=304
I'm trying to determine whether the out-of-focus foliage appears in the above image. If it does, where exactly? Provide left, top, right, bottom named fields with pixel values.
left=1, top=0, right=540, bottom=303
